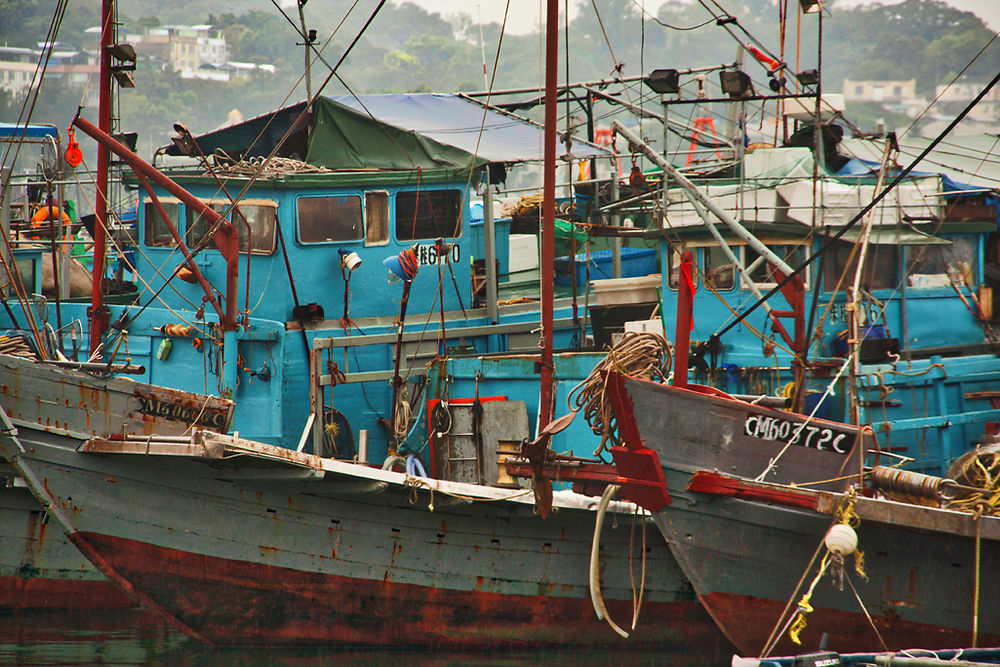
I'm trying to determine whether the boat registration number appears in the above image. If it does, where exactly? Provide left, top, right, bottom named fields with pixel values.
left=135, top=395, right=229, bottom=430
left=744, top=414, right=850, bottom=454
left=414, top=243, right=460, bottom=266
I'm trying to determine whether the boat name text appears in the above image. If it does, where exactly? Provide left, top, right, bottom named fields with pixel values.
left=744, top=414, right=849, bottom=454
left=135, top=395, right=228, bottom=429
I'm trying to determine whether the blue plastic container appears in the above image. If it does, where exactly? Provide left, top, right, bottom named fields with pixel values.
left=553, top=247, right=657, bottom=286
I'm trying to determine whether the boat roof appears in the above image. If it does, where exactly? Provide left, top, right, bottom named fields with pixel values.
left=161, top=93, right=610, bottom=172
left=0, top=123, right=59, bottom=142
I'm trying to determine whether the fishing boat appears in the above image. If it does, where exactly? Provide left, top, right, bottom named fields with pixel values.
left=594, top=236, right=1000, bottom=654
left=0, top=0, right=738, bottom=650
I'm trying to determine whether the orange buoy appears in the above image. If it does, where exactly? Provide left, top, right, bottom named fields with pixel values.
left=28, top=203, right=72, bottom=241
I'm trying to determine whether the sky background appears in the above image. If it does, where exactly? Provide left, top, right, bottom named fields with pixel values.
left=397, top=0, right=1000, bottom=34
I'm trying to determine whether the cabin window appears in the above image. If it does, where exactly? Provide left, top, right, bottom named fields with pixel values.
left=365, top=191, right=389, bottom=246
left=395, top=189, right=462, bottom=241
left=229, top=204, right=277, bottom=254
left=906, top=237, right=976, bottom=288
left=186, top=203, right=276, bottom=254
left=297, top=195, right=363, bottom=243
left=823, top=239, right=897, bottom=291
left=745, top=244, right=808, bottom=287
left=703, top=246, right=735, bottom=290
left=667, top=248, right=681, bottom=289
left=144, top=200, right=180, bottom=247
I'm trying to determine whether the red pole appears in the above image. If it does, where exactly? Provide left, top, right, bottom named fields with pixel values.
left=673, top=251, right=694, bottom=388
left=89, top=0, right=113, bottom=354
left=538, top=0, right=558, bottom=430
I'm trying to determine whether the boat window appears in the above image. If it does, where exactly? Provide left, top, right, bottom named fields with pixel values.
left=667, top=248, right=680, bottom=289
left=906, top=237, right=976, bottom=288
left=144, top=201, right=179, bottom=247
left=703, top=246, right=735, bottom=290
left=186, top=203, right=276, bottom=254
left=745, top=245, right=809, bottom=287
left=395, top=189, right=462, bottom=241
left=297, top=195, right=363, bottom=243
left=365, top=191, right=389, bottom=246
left=823, top=239, right=897, bottom=291
left=229, top=204, right=276, bottom=254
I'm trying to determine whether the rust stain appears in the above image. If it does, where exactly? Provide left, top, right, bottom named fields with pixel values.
left=389, top=539, right=402, bottom=568
left=101, top=477, right=117, bottom=484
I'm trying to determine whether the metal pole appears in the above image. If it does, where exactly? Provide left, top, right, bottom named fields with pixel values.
left=538, top=0, right=557, bottom=432
left=90, top=0, right=113, bottom=354
left=0, top=168, right=10, bottom=296
left=483, top=167, right=498, bottom=324
left=610, top=159, right=621, bottom=279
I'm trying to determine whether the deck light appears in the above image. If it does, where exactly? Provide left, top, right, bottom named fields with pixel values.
left=644, top=69, right=680, bottom=95
left=170, top=123, right=199, bottom=158
left=107, top=43, right=137, bottom=88
left=338, top=248, right=362, bottom=273
left=796, top=69, right=820, bottom=87
left=719, top=70, right=754, bottom=98
left=383, top=248, right=419, bottom=283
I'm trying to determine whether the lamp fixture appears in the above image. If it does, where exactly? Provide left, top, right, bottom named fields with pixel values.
left=644, top=68, right=680, bottom=95
left=796, top=69, right=820, bottom=86
left=799, top=0, right=822, bottom=14
left=383, top=248, right=419, bottom=283
left=107, top=42, right=137, bottom=88
left=338, top=248, right=362, bottom=273
left=719, top=70, right=754, bottom=99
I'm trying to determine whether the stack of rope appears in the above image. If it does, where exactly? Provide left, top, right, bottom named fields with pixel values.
left=0, top=335, right=37, bottom=360
left=569, top=332, right=672, bottom=456
left=946, top=444, right=1000, bottom=516
left=213, top=156, right=332, bottom=177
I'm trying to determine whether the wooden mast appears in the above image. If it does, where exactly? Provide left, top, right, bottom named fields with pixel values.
left=538, top=0, right=557, bottom=430
left=90, top=0, right=113, bottom=354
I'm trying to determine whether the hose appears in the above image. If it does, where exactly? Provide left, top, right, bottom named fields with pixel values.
left=405, top=454, right=427, bottom=478
left=589, top=483, right=629, bottom=638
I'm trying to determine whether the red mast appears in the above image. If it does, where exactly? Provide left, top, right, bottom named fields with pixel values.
left=90, top=0, right=113, bottom=354
left=538, top=0, right=557, bottom=431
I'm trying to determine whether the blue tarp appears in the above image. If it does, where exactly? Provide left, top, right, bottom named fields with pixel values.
left=836, top=155, right=999, bottom=226
left=0, top=123, right=59, bottom=142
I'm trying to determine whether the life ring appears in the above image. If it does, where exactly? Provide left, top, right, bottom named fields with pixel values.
left=30, top=205, right=71, bottom=225
left=28, top=204, right=72, bottom=241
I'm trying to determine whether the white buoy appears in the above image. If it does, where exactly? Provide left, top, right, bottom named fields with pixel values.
left=824, top=523, right=858, bottom=555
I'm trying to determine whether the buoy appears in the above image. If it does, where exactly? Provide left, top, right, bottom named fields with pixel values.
left=824, top=523, right=858, bottom=556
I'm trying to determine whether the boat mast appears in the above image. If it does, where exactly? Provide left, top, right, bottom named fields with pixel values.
left=538, top=0, right=557, bottom=431
left=90, top=0, right=113, bottom=354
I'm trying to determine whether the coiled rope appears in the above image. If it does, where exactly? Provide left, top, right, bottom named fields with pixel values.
left=567, top=332, right=671, bottom=456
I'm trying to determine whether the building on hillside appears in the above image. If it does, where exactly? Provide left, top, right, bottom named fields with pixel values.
left=182, top=61, right=276, bottom=82
left=933, top=81, right=1000, bottom=121
left=0, top=43, right=98, bottom=105
left=0, top=46, right=37, bottom=97
left=842, top=78, right=925, bottom=117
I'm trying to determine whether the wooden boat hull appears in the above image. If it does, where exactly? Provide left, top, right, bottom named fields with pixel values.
left=608, top=373, right=1000, bottom=654
left=0, top=418, right=727, bottom=649
left=0, top=484, right=134, bottom=611
left=0, top=353, right=232, bottom=612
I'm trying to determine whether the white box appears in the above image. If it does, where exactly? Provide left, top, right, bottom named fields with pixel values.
left=508, top=234, right=538, bottom=273
left=590, top=274, right=661, bottom=306
left=624, top=319, right=663, bottom=335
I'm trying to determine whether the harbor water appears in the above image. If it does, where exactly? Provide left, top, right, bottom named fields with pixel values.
left=0, top=608, right=734, bottom=665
